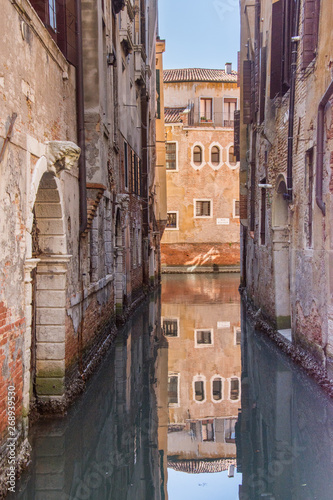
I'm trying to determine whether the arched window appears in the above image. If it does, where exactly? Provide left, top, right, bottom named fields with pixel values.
left=229, top=146, right=237, bottom=166
left=193, top=146, right=202, bottom=166
left=230, top=378, right=239, bottom=400
left=194, top=380, right=205, bottom=401
left=212, top=377, right=222, bottom=401
left=211, top=146, right=220, bottom=166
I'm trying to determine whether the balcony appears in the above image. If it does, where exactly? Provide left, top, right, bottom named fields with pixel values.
left=187, top=98, right=237, bottom=128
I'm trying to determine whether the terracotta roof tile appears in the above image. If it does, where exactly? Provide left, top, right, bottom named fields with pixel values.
left=164, top=106, right=187, bottom=123
left=163, top=68, right=237, bottom=83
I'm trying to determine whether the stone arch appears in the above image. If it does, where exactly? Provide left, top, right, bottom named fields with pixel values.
left=272, top=175, right=291, bottom=330
left=24, top=155, right=71, bottom=405
left=272, top=175, right=289, bottom=227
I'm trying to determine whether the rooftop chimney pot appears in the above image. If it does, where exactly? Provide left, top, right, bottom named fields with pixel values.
left=225, top=62, right=232, bottom=74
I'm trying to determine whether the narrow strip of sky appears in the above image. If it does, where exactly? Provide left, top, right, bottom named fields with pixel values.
left=158, top=0, right=240, bottom=71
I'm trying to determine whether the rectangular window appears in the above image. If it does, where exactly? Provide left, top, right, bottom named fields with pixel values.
left=200, top=98, right=213, bottom=122
left=234, top=200, right=240, bottom=218
left=163, top=319, right=178, bottom=337
left=166, top=142, right=177, bottom=170
left=195, top=200, right=212, bottom=218
left=166, top=212, right=178, bottom=230
left=196, top=329, right=213, bottom=345
left=223, top=98, right=237, bottom=127
left=168, top=375, right=179, bottom=405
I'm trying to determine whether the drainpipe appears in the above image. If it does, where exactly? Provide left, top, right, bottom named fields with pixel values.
left=316, top=79, right=333, bottom=216
left=76, top=0, right=87, bottom=233
left=286, top=0, right=301, bottom=201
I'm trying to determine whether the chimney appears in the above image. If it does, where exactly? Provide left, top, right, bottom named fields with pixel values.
left=225, top=62, right=232, bottom=74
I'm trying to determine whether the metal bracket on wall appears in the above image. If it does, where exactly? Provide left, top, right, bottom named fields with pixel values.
left=0, top=112, right=17, bottom=163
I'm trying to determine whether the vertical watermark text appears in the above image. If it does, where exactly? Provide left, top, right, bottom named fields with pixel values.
left=7, top=385, right=16, bottom=493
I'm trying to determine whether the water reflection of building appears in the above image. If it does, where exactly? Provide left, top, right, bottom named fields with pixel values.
left=237, top=306, right=333, bottom=500
left=162, top=274, right=241, bottom=471
left=14, top=296, right=167, bottom=500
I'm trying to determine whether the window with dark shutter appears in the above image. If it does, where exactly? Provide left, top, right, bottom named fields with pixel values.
left=195, top=381, right=205, bottom=401
left=243, top=60, right=252, bottom=124
left=259, top=46, right=267, bottom=124
left=302, top=0, right=321, bottom=70
left=234, top=110, right=240, bottom=161
left=270, top=0, right=284, bottom=99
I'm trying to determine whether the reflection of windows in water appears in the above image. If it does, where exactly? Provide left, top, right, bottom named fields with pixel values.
left=196, top=329, right=212, bottom=345
left=212, top=378, right=222, bottom=400
left=194, top=380, right=205, bottom=401
left=224, top=418, right=237, bottom=443
left=230, top=378, right=239, bottom=400
left=202, top=420, right=214, bottom=441
left=168, top=375, right=178, bottom=405
left=163, top=319, right=178, bottom=337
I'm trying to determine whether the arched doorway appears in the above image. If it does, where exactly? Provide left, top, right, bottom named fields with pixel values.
left=272, top=177, right=291, bottom=329
left=25, top=156, right=72, bottom=405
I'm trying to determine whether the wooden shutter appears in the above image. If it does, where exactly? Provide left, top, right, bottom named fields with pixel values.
left=234, top=110, right=240, bottom=161
left=270, top=0, right=284, bottom=99
left=65, top=0, right=77, bottom=66
left=242, top=60, right=252, bottom=124
left=302, top=0, right=320, bottom=69
left=30, top=0, right=47, bottom=24
left=259, top=46, right=267, bottom=124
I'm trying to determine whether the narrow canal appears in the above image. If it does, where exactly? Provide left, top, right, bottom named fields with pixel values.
left=10, top=274, right=333, bottom=500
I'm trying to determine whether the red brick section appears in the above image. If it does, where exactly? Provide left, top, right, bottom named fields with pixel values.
left=161, top=243, right=240, bottom=267
left=0, top=302, right=24, bottom=440
left=65, top=291, right=115, bottom=378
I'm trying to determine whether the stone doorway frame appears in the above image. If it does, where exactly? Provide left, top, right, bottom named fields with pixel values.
left=23, top=142, right=80, bottom=409
left=272, top=175, right=291, bottom=330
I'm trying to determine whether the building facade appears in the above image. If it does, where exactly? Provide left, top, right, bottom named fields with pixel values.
left=0, top=0, right=164, bottom=493
left=160, top=68, right=240, bottom=271
left=239, top=0, right=333, bottom=373
left=162, top=274, right=241, bottom=470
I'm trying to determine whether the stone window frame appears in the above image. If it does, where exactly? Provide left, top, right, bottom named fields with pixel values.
left=166, top=141, right=179, bottom=171
left=234, top=326, right=241, bottom=345
left=208, top=142, right=223, bottom=170
left=190, top=142, right=206, bottom=170
left=225, top=142, right=239, bottom=170
left=194, top=199, right=213, bottom=219
left=194, top=328, right=214, bottom=347
left=166, top=211, right=179, bottom=230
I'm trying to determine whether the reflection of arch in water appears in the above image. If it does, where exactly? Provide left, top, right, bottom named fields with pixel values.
left=272, top=175, right=291, bottom=329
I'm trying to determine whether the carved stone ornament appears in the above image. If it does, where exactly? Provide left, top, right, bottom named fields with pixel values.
left=112, top=0, right=125, bottom=15
left=46, top=141, right=81, bottom=177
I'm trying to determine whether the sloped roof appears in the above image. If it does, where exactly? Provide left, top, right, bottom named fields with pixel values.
left=164, top=106, right=187, bottom=123
left=167, top=458, right=237, bottom=474
left=163, top=68, right=237, bottom=83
